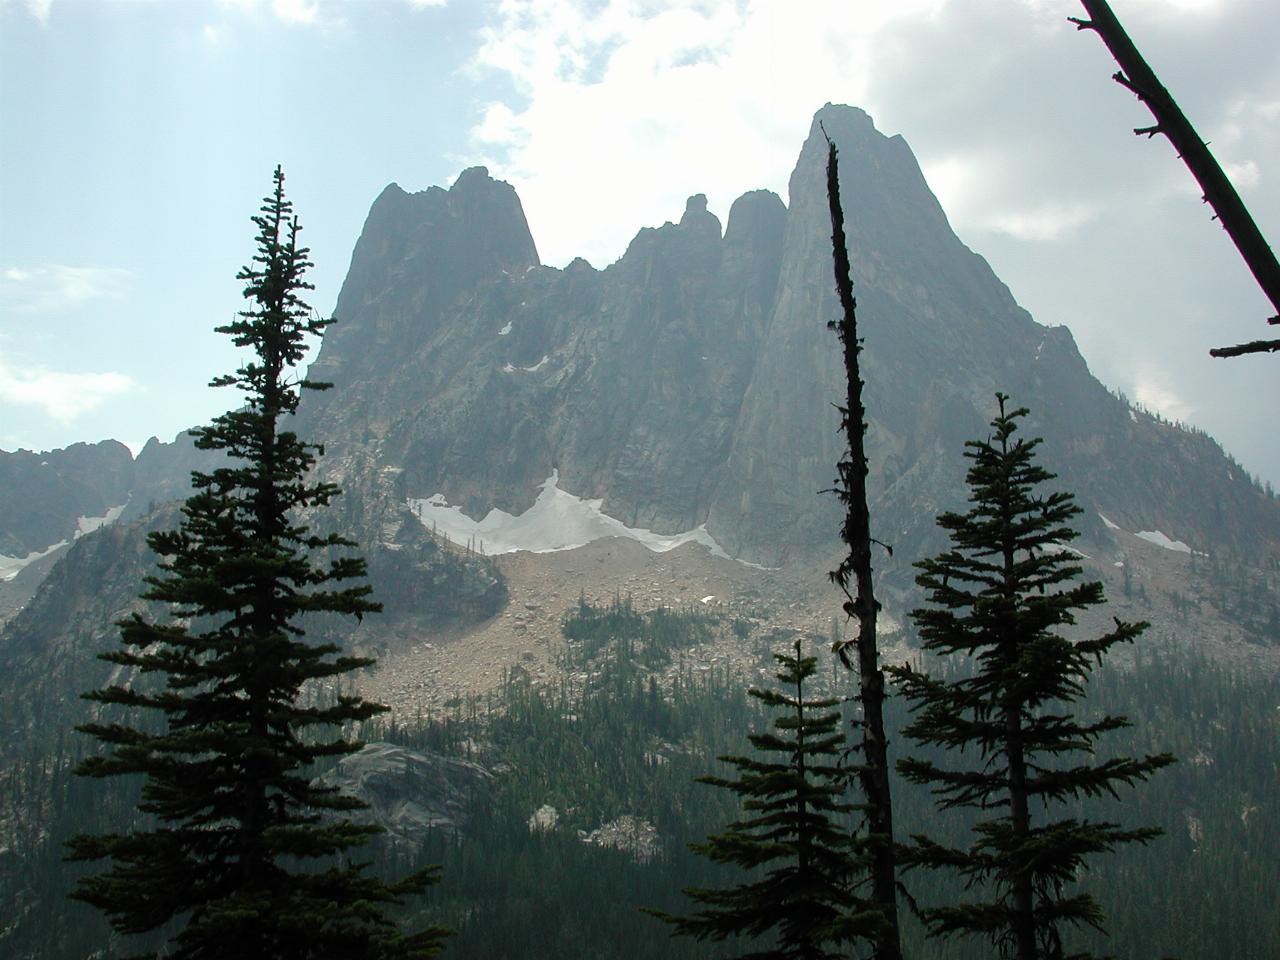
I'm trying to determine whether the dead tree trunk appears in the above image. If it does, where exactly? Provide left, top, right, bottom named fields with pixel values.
left=1071, top=0, right=1280, bottom=357
left=823, top=132, right=902, bottom=960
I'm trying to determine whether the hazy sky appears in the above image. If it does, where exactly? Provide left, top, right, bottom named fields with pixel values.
left=2, top=0, right=1278, bottom=485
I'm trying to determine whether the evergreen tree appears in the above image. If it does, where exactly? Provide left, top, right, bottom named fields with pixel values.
left=892, top=394, right=1174, bottom=960
left=652, top=641, right=884, bottom=960
left=66, top=167, right=446, bottom=960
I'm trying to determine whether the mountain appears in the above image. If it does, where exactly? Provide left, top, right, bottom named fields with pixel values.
left=0, top=441, right=133, bottom=573
left=293, top=103, right=1279, bottom=586
left=5, top=101, right=1277, bottom=645
left=6, top=104, right=1279, bottom=632
left=300, top=168, right=783, bottom=546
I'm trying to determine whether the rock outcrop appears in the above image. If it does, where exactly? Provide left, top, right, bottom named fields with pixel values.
left=314, top=742, right=492, bottom=848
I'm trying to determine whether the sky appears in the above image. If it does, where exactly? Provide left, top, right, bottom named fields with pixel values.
left=2, top=0, right=1278, bottom=486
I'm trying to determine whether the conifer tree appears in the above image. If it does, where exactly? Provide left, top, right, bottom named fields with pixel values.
left=652, top=641, right=884, bottom=960
left=892, top=394, right=1173, bottom=960
left=67, top=167, right=446, bottom=960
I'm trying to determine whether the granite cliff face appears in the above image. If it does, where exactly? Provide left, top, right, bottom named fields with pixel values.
left=300, top=169, right=785, bottom=543
left=294, top=104, right=1280, bottom=579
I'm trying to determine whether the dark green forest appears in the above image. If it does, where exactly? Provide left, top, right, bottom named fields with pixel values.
left=3, top=599, right=1275, bottom=959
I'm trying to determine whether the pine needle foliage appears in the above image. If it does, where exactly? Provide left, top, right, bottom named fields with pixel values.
left=652, top=641, right=885, bottom=960
left=892, top=394, right=1173, bottom=960
left=66, top=167, right=447, bottom=960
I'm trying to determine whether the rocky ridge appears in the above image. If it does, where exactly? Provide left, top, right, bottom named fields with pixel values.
left=296, top=104, right=1280, bottom=584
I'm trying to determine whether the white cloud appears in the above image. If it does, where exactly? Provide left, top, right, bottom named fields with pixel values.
left=0, top=264, right=133, bottom=314
left=985, top=201, right=1102, bottom=242
left=22, top=0, right=51, bottom=24
left=0, top=354, right=138, bottom=423
left=406, top=0, right=447, bottom=7
left=467, top=0, right=945, bottom=267
left=1126, top=0, right=1224, bottom=13
left=1133, top=370, right=1196, bottom=425
left=917, top=154, right=976, bottom=223
left=1223, top=159, right=1261, bottom=191
left=271, top=0, right=318, bottom=25
left=215, top=0, right=331, bottom=27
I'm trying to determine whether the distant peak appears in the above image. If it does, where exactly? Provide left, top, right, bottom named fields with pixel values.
left=813, top=102, right=877, bottom=131
left=369, top=181, right=408, bottom=214
left=452, top=166, right=495, bottom=191
left=679, top=192, right=721, bottom=239
left=725, top=189, right=786, bottom=247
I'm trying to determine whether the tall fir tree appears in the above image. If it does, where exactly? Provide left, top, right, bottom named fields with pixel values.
left=892, top=394, right=1174, bottom=960
left=651, top=641, right=884, bottom=960
left=67, top=167, right=447, bottom=960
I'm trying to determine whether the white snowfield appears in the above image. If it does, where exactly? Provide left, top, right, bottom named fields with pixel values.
left=1134, top=530, right=1193, bottom=554
left=407, top=470, right=759, bottom=565
left=0, top=501, right=128, bottom=582
left=76, top=503, right=127, bottom=538
left=1042, top=541, right=1090, bottom=560
left=0, top=540, right=67, bottom=582
left=1100, top=512, right=1194, bottom=554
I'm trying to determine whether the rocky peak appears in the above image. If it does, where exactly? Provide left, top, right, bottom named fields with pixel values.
left=724, top=189, right=786, bottom=249
left=679, top=193, right=721, bottom=238
left=305, top=166, right=539, bottom=397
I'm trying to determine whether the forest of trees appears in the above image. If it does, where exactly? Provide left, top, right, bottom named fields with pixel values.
left=2, top=596, right=1276, bottom=959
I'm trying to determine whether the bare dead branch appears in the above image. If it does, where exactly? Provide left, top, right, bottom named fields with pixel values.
left=1209, top=338, right=1280, bottom=359
left=1075, top=0, right=1280, bottom=358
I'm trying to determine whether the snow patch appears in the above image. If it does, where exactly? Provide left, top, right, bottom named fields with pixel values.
left=1042, top=541, right=1090, bottom=560
left=502, top=355, right=550, bottom=373
left=76, top=502, right=127, bottom=538
left=1129, top=409, right=1138, bottom=423
left=498, top=321, right=512, bottom=336
left=0, top=540, right=68, bottom=581
left=407, top=470, right=761, bottom=567
left=700, top=595, right=716, bottom=604
left=1098, top=513, right=1120, bottom=530
left=1135, top=530, right=1193, bottom=554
